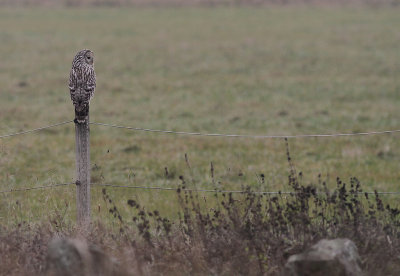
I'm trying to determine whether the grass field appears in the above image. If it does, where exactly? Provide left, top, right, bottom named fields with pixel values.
left=0, top=6, right=400, bottom=224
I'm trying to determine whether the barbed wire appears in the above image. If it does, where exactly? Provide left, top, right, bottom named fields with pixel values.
left=92, top=183, right=288, bottom=194
left=0, top=120, right=73, bottom=139
left=1, top=119, right=400, bottom=140
left=91, top=183, right=400, bottom=195
left=90, top=122, right=400, bottom=139
left=0, top=182, right=398, bottom=195
left=0, top=182, right=75, bottom=194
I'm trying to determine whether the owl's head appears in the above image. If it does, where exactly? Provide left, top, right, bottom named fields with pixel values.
left=72, top=49, right=94, bottom=67
left=83, top=50, right=94, bottom=66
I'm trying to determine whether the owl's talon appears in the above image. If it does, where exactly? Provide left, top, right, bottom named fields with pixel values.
left=74, top=118, right=87, bottom=124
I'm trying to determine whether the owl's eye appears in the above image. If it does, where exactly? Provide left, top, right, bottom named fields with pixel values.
left=87, top=56, right=91, bottom=60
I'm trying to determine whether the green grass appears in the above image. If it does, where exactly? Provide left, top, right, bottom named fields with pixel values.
left=0, top=6, right=400, bottom=224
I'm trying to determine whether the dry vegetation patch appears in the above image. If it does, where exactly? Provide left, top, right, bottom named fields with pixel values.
left=2, top=154, right=400, bottom=275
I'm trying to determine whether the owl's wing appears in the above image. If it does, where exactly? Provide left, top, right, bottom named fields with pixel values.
left=68, top=69, right=77, bottom=91
left=85, top=70, right=96, bottom=99
left=86, top=71, right=96, bottom=90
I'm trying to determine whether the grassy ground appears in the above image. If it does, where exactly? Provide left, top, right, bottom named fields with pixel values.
left=0, top=6, right=400, bottom=224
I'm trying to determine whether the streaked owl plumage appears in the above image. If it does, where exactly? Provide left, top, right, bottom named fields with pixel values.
left=69, top=49, right=96, bottom=123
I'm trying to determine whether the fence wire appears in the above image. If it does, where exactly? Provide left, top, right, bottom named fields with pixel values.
left=91, top=183, right=400, bottom=195
left=1, top=119, right=400, bottom=195
left=90, top=122, right=400, bottom=139
left=1, top=119, right=400, bottom=140
left=0, top=182, right=398, bottom=195
left=0, top=120, right=73, bottom=139
left=0, top=182, right=75, bottom=194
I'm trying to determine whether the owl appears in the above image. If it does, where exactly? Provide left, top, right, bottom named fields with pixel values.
left=69, top=49, right=96, bottom=123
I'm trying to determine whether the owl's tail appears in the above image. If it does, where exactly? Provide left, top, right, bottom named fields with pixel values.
left=71, top=91, right=90, bottom=123
left=75, top=105, right=89, bottom=124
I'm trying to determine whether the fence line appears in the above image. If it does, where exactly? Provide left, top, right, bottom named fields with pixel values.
left=92, top=183, right=287, bottom=194
left=1, top=118, right=400, bottom=222
left=2, top=119, right=400, bottom=140
left=90, top=122, right=400, bottom=139
left=0, top=120, right=73, bottom=139
left=91, top=183, right=400, bottom=195
left=0, top=182, right=75, bottom=194
left=1, top=182, right=398, bottom=195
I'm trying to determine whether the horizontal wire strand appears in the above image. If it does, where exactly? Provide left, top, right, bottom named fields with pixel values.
left=0, top=120, right=74, bottom=139
left=91, top=183, right=400, bottom=195
left=1, top=182, right=397, bottom=195
left=0, top=182, right=75, bottom=194
left=92, top=183, right=285, bottom=194
left=1, top=120, right=399, bottom=195
left=90, top=122, right=400, bottom=139
left=1, top=120, right=399, bottom=140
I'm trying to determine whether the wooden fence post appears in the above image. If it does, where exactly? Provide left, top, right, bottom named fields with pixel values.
left=75, top=117, right=91, bottom=225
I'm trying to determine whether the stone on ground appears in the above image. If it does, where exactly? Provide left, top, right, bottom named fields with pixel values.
left=283, top=238, right=363, bottom=276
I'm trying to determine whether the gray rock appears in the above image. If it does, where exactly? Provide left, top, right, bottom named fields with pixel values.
left=45, top=237, right=124, bottom=276
left=283, top=238, right=363, bottom=276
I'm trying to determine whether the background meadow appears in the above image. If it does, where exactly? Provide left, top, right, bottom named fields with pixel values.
left=0, top=4, right=400, bottom=224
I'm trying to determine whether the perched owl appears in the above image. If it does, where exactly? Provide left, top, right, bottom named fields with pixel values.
left=69, top=49, right=96, bottom=123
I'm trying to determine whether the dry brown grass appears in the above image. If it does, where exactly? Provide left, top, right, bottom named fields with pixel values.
left=2, top=148, right=400, bottom=275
